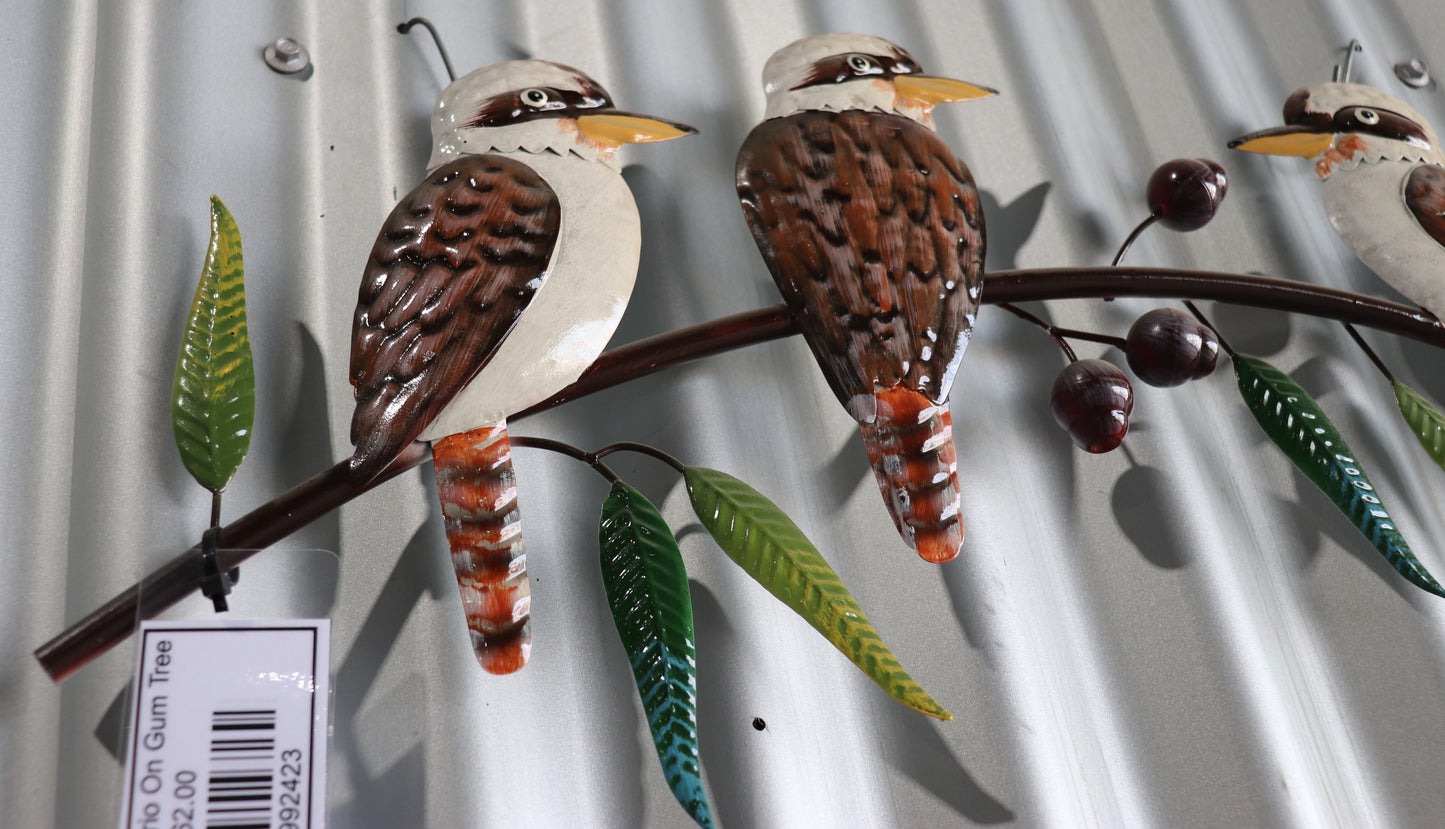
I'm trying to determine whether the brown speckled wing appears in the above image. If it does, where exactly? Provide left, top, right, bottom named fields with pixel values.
left=349, top=154, right=561, bottom=484
left=1405, top=163, right=1445, bottom=249
left=736, top=110, right=985, bottom=411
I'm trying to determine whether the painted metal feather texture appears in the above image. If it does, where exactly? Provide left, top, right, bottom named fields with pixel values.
left=735, top=109, right=984, bottom=411
left=349, top=154, right=561, bottom=484
left=1405, top=164, right=1445, bottom=248
left=432, top=422, right=532, bottom=674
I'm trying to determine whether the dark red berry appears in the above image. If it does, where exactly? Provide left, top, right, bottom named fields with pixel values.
left=1125, top=308, right=1220, bottom=387
left=1146, top=158, right=1228, bottom=231
left=1050, top=359, right=1134, bottom=453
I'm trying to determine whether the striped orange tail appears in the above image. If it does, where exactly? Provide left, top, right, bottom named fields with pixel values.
left=857, top=387, right=963, bottom=563
left=432, top=421, right=531, bottom=674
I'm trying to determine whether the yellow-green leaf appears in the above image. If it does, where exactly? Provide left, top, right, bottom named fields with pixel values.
left=1394, top=380, right=1445, bottom=473
left=171, top=196, right=254, bottom=493
left=684, top=467, right=951, bottom=719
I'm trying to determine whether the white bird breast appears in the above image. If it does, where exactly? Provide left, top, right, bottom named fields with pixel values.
left=416, top=151, right=641, bottom=440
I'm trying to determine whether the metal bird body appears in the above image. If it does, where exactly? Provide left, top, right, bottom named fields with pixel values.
left=349, top=60, right=693, bottom=673
left=1232, top=82, right=1445, bottom=318
left=736, top=34, right=994, bottom=563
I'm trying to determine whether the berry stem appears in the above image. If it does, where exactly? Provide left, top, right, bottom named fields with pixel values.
left=997, top=303, right=1079, bottom=362
left=509, top=435, right=621, bottom=484
left=1342, top=323, right=1396, bottom=383
left=1111, top=215, right=1160, bottom=267
left=1182, top=300, right=1236, bottom=358
left=997, top=303, right=1128, bottom=360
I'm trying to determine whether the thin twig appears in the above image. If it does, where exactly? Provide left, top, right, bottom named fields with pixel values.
left=996, top=303, right=1128, bottom=359
left=1182, top=300, right=1235, bottom=358
left=511, top=436, right=620, bottom=483
left=593, top=441, right=688, bottom=474
left=1112, top=215, right=1160, bottom=267
left=997, top=302, right=1078, bottom=362
left=1342, top=323, right=1396, bottom=383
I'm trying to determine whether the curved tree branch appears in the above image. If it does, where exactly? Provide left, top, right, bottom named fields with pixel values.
left=34, top=266, right=1444, bottom=682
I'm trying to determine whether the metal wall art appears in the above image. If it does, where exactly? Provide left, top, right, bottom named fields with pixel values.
left=29, top=17, right=1445, bottom=829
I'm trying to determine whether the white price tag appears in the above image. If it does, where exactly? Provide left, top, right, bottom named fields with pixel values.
left=119, top=620, right=330, bottom=829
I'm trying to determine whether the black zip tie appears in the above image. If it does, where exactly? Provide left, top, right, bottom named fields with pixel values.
left=199, top=526, right=233, bottom=613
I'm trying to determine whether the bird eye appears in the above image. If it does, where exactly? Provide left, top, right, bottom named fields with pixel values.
left=1357, top=108, right=1380, bottom=125
left=522, top=88, right=550, bottom=107
left=847, top=54, right=875, bottom=74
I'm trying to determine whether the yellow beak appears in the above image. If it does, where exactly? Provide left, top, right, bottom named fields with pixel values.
left=1228, top=127, right=1332, bottom=158
left=576, top=112, right=698, bottom=147
left=894, top=75, right=998, bottom=107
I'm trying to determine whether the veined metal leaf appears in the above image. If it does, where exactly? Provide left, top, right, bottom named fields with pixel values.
left=598, top=482, right=712, bottom=829
left=171, top=196, right=254, bottom=493
left=683, top=467, right=951, bottom=720
left=1393, top=380, right=1445, bottom=474
left=1234, top=355, right=1444, bottom=598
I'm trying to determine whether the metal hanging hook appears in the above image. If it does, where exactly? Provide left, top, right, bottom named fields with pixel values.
left=398, top=17, right=457, bottom=83
left=1333, top=39, right=1362, bottom=83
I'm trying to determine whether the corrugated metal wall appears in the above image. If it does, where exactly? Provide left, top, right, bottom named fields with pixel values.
left=6, top=1, right=1445, bottom=826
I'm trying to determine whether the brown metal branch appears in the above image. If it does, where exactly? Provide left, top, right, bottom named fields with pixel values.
left=34, top=266, right=1445, bottom=683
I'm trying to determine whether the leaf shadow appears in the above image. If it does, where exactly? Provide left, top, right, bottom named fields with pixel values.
left=882, top=704, right=1014, bottom=824
left=689, top=582, right=751, bottom=829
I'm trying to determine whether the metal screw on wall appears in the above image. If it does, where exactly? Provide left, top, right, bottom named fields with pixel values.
left=264, top=37, right=313, bottom=78
left=1395, top=59, right=1432, bottom=89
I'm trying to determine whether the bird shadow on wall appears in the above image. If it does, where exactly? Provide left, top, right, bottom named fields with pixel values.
left=328, top=470, right=452, bottom=826
left=278, top=323, right=341, bottom=568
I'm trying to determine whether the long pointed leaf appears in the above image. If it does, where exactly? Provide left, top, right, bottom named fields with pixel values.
left=1393, top=380, right=1445, bottom=473
left=683, top=467, right=951, bottom=719
left=598, top=483, right=712, bottom=829
left=1233, top=354, right=1444, bottom=597
left=171, top=196, right=254, bottom=493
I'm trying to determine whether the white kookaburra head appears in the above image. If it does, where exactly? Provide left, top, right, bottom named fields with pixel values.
left=1231, top=82, right=1442, bottom=178
left=760, top=33, right=996, bottom=126
left=427, top=59, right=695, bottom=170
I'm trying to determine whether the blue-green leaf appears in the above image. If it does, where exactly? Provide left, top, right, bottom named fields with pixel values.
left=598, top=482, right=712, bottom=829
left=1234, top=354, right=1444, bottom=598
left=171, top=196, right=254, bottom=493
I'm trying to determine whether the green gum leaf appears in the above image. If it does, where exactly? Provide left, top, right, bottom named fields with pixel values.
left=598, top=483, right=713, bottom=829
left=1233, top=355, right=1443, bottom=598
left=171, top=196, right=255, bottom=493
left=683, top=467, right=952, bottom=720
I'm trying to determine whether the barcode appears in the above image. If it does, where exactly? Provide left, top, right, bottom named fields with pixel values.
left=206, top=708, right=275, bottom=828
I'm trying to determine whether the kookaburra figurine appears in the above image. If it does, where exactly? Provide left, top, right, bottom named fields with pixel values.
left=348, top=60, right=694, bottom=674
left=1231, top=83, right=1445, bottom=319
left=736, top=34, right=995, bottom=563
